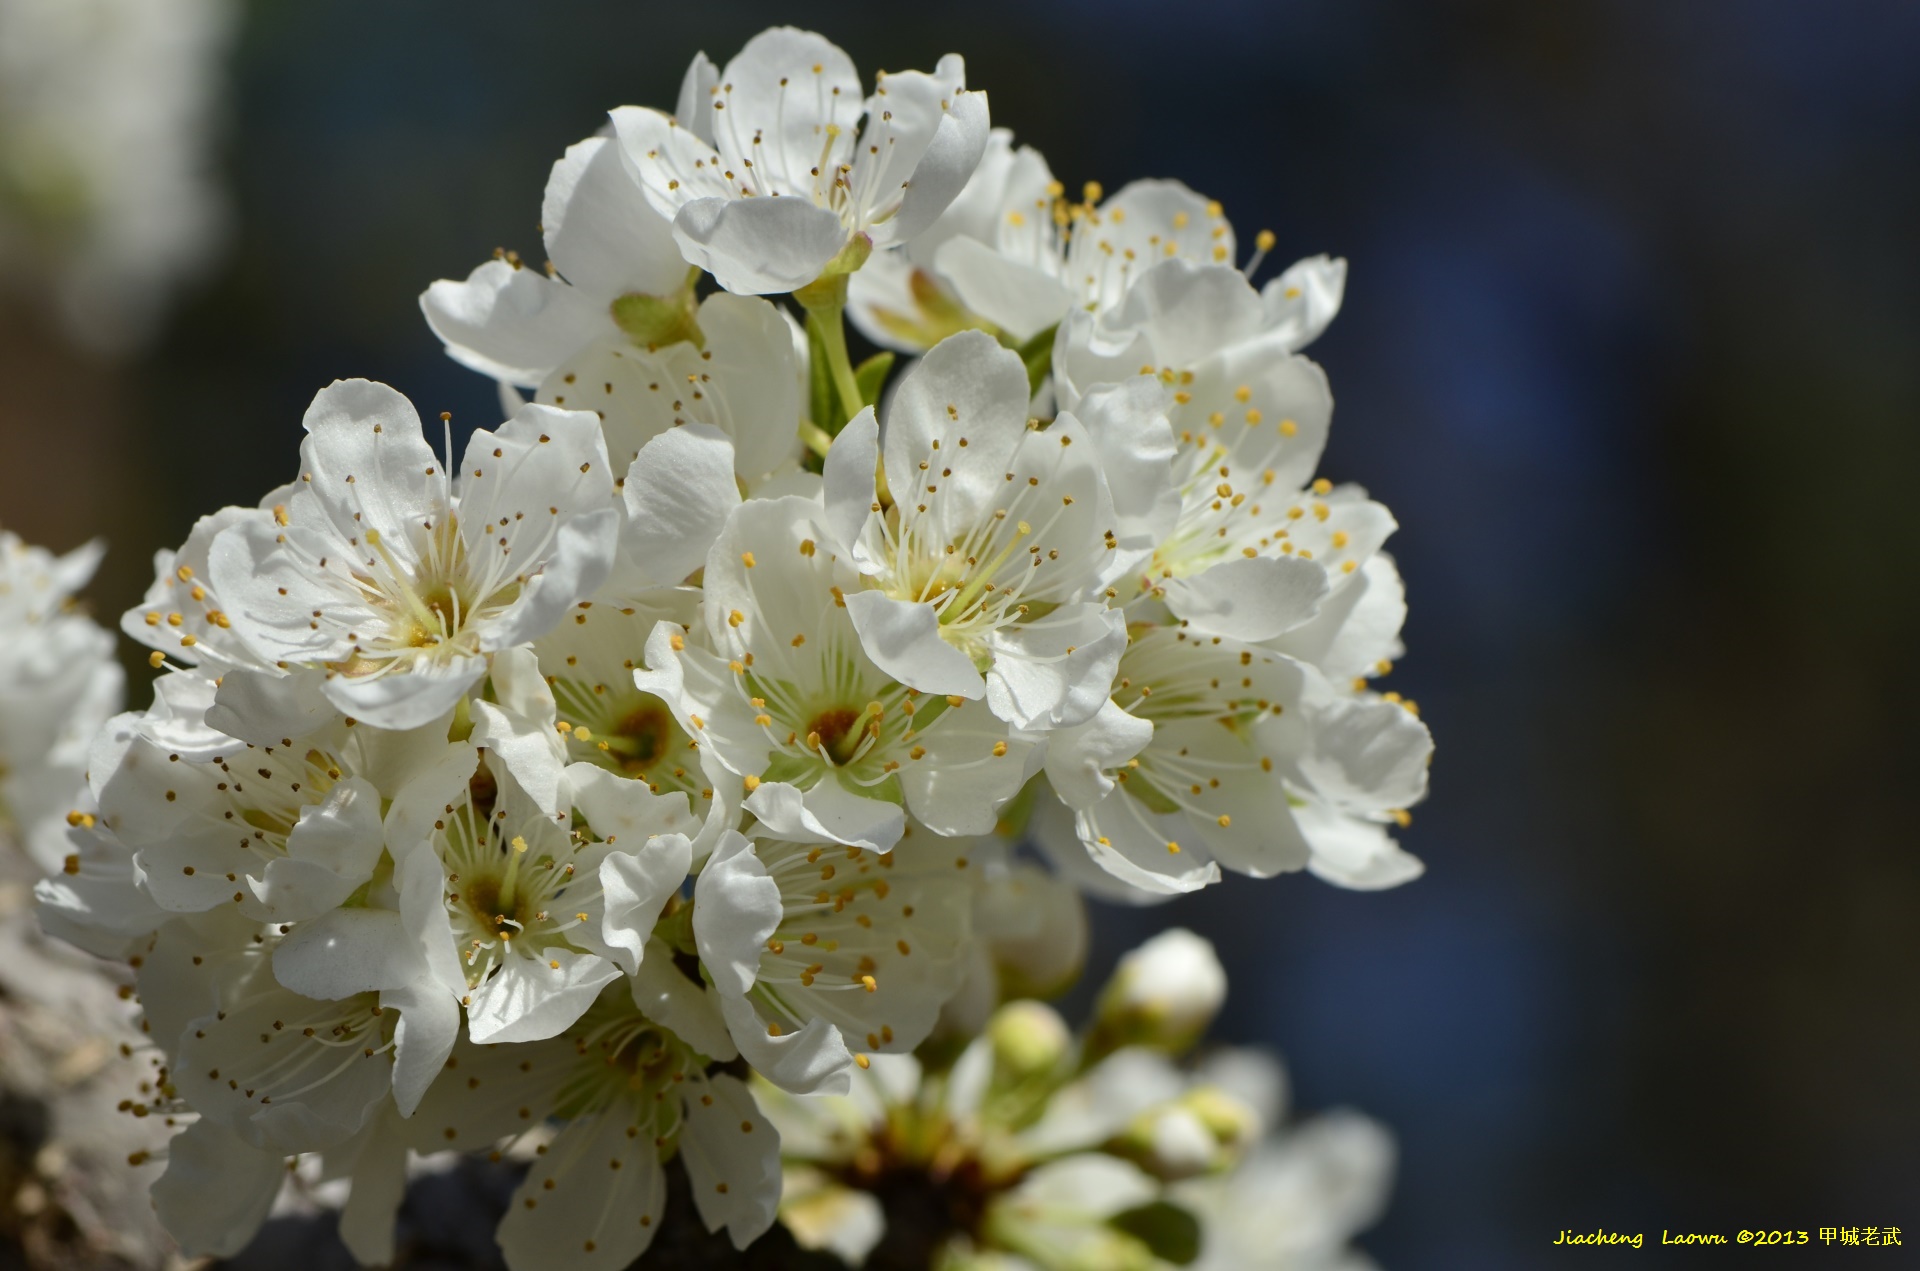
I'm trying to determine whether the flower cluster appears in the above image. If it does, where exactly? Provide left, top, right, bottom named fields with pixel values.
left=0, top=531, right=123, bottom=874
left=765, top=929, right=1395, bottom=1271
left=37, top=24, right=1431, bottom=1269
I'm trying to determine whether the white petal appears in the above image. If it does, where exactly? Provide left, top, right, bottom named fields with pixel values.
left=482, top=642, right=565, bottom=741
left=383, top=739, right=480, bottom=859
left=208, top=519, right=363, bottom=667
left=322, top=655, right=486, bottom=731
left=482, top=508, right=619, bottom=651
left=819, top=406, right=879, bottom=556
left=691, top=829, right=779, bottom=996
left=1030, top=791, right=1216, bottom=900
left=298, top=379, right=442, bottom=545
left=933, top=234, right=1071, bottom=343
left=878, top=85, right=992, bottom=247
left=498, top=1111, right=667, bottom=1271
left=629, top=940, right=736, bottom=1060
left=672, top=196, right=849, bottom=295
left=1103, top=258, right=1269, bottom=368
left=420, top=258, right=610, bottom=387
left=472, top=697, right=566, bottom=816
left=898, top=697, right=1042, bottom=835
left=1072, top=375, right=1179, bottom=555
left=1269, top=552, right=1407, bottom=682
left=542, top=135, right=685, bottom=301
left=714, top=29, right=861, bottom=187
left=682, top=293, right=807, bottom=480
left=807, top=777, right=907, bottom=852
left=884, top=329, right=1031, bottom=487
left=249, top=776, right=386, bottom=921
left=459, top=401, right=615, bottom=589
left=619, top=422, right=742, bottom=587
left=466, top=947, right=621, bottom=1044
left=719, top=989, right=852, bottom=1096
left=609, top=105, right=734, bottom=215
left=596, top=834, right=691, bottom=975
left=1042, top=699, right=1154, bottom=810
left=1261, top=254, right=1348, bottom=351
left=1067, top=179, right=1235, bottom=313
left=1300, top=692, right=1433, bottom=812
left=984, top=602, right=1126, bottom=730
left=273, top=907, right=424, bottom=999
left=1012, top=1153, right=1159, bottom=1219
left=150, top=1120, right=283, bottom=1258
left=381, top=976, right=460, bottom=1116
left=204, top=667, right=336, bottom=747
left=336, top=1112, right=409, bottom=1265
left=1299, top=803, right=1423, bottom=891
left=843, top=588, right=985, bottom=698
left=1162, top=555, right=1331, bottom=642
left=674, top=51, right=720, bottom=143
left=569, top=760, right=698, bottom=840
left=396, top=838, right=468, bottom=999
left=681, top=1073, right=782, bottom=1249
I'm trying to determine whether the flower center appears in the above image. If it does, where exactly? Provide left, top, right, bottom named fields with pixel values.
left=805, top=705, right=865, bottom=765
left=607, top=702, right=674, bottom=773
left=462, top=874, right=528, bottom=940
left=405, top=583, right=463, bottom=647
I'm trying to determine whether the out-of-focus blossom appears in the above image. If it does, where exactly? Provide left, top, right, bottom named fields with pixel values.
left=0, top=0, right=234, bottom=351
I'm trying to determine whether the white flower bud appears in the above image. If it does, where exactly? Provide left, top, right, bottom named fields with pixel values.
left=1091, top=929, right=1226, bottom=1056
left=988, top=999, right=1072, bottom=1078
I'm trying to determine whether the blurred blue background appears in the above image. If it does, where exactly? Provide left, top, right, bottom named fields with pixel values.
left=4, top=1, right=1916, bottom=1266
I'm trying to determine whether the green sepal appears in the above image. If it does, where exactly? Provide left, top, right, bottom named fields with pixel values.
left=853, top=350, right=895, bottom=411
left=806, top=313, right=838, bottom=439
left=1009, top=323, right=1058, bottom=399
left=610, top=270, right=704, bottom=350
left=1108, top=1201, right=1202, bottom=1266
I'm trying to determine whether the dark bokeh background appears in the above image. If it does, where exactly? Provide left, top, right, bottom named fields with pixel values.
left=5, top=1, right=1917, bottom=1266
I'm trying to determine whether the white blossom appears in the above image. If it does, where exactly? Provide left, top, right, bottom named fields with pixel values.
left=822, top=330, right=1133, bottom=730
left=637, top=493, right=1041, bottom=850
left=850, top=145, right=1239, bottom=353
left=1034, top=627, right=1430, bottom=895
left=420, top=134, right=690, bottom=389
left=491, top=990, right=781, bottom=1269
left=206, top=379, right=619, bottom=730
left=21, top=23, right=1437, bottom=1267
left=0, top=0, right=235, bottom=352
left=693, top=822, right=972, bottom=1094
left=389, top=742, right=698, bottom=1044
left=611, top=26, right=990, bottom=295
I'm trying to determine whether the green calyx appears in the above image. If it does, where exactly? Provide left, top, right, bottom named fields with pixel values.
left=610, top=268, right=705, bottom=350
